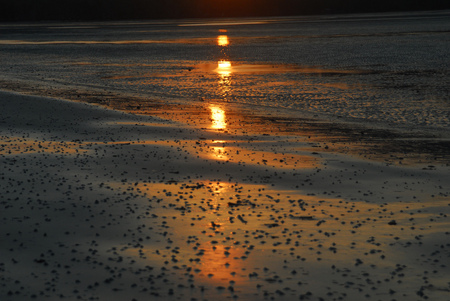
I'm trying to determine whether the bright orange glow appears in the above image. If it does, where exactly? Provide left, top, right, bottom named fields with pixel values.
left=217, top=35, right=229, bottom=46
left=217, top=60, right=232, bottom=77
left=218, top=60, right=231, bottom=69
left=210, top=105, right=227, bottom=130
left=216, top=61, right=232, bottom=98
left=207, top=180, right=230, bottom=195
left=211, top=146, right=228, bottom=161
left=194, top=243, right=245, bottom=282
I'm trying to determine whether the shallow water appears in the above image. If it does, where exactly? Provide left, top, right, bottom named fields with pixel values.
left=0, top=10, right=449, bottom=133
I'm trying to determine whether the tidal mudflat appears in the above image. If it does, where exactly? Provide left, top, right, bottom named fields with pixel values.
left=1, top=11, right=450, bottom=301
left=1, top=90, right=449, bottom=301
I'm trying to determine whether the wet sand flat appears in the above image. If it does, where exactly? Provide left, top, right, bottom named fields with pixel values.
left=1, top=90, right=449, bottom=301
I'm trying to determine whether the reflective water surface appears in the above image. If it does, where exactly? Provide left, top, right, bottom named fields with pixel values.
left=1, top=12, right=450, bottom=301
left=0, top=11, right=449, bottom=166
left=1, top=10, right=449, bottom=134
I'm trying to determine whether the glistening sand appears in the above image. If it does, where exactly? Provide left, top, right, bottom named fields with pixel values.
left=1, top=90, right=449, bottom=301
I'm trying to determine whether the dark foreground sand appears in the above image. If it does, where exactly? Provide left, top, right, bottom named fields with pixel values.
left=1, top=91, right=449, bottom=301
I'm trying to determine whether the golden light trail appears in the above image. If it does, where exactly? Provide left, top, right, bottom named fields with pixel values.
left=215, top=60, right=232, bottom=99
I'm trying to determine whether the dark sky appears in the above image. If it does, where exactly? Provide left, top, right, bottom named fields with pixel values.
left=0, top=0, right=449, bottom=21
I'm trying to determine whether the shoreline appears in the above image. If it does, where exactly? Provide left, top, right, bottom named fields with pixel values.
left=1, top=77, right=449, bottom=167
left=1, top=90, right=449, bottom=300
left=2, top=68, right=450, bottom=137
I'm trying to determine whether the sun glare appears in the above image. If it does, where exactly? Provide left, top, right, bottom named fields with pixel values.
left=217, top=60, right=232, bottom=77
left=218, top=60, right=231, bottom=69
left=217, top=35, right=229, bottom=46
left=210, top=105, right=227, bottom=130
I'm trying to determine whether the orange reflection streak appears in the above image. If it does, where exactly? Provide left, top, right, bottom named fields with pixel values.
left=100, top=139, right=319, bottom=169
left=211, top=145, right=228, bottom=160
left=194, top=243, right=245, bottom=282
left=207, top=179, right=230, bottom=198
left=210, top=105, right=227, bottom=130
left=115, top=177, right=450, bottom=293
left=218, top=60, right=231, bottom=69
left=203, top=143, right=319, bottom=168
left=216, top=61, right=232, bottom=98
left=217, top=60, right=232, bottom=76
left=217, top=35, right=229, bottom=46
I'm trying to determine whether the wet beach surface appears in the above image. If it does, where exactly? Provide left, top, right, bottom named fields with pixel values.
left=1, top=11, right=450, bottom=133
left=1, top=76, right=449, bottom=166
left=1, top=91, right=449, bottom=301
left=1, top=11, right=450, bottom=301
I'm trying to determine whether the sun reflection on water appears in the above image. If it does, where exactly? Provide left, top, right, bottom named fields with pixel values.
left=211, top=145, right=228, bottom=160
left=207, top=179, right=231, bottom=198
left=194, top=243, right=245, bottom=283
left=217, top=60, right=232, bottom=76
left=216, top=60, right=232, bottom=98
left=217, top=35, right=229, bottom=46
left=210, top=105, right=227, bottom=130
